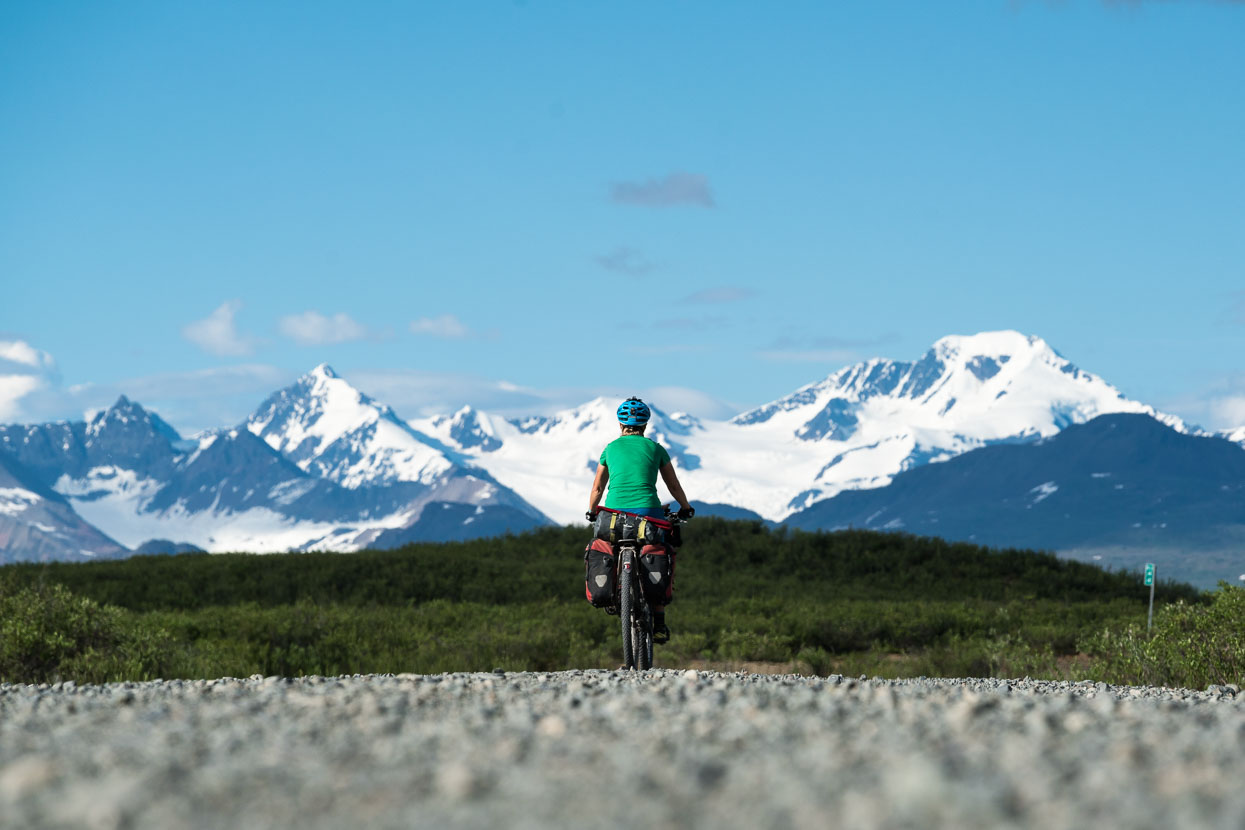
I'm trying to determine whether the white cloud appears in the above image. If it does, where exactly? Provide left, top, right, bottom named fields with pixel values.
left=0, top=375, right=44, bottom=422
left=182, top=301, right=258, bottom=357
left=2, top=348, right=744, bottom=432
left=410, top=314, right=469, bottom=338
left=279, top=311, right=369, bottom=346
left=348, top=369, right=737, bottom=422
left=1, top=359, right=291, bottom=434
left=1160, top=374, right=1245, bottom=432
left=0, top=339, right=60, bottom=423
left=637, top=386, right=738, bottom=421
left=1209, top=395, right=1245, bottom=430
left=105, top=364, right=293, bottom=433
left=0, top=340, right=56, bottom=372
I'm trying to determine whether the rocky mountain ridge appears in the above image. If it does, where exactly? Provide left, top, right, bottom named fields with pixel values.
left=1, top=330, right=1238, bottom=562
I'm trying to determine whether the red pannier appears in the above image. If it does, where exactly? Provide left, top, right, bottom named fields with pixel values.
left=584, top=538, right=617, bottom=607
left=638, top=544, right=675, bottom=606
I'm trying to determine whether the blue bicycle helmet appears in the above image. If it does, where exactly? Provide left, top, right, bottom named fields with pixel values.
left=616, top=396, right=651, bottom=426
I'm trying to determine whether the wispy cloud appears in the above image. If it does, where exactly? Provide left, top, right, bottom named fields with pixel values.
left=757, top=348, right=862, bottom=365
left=768, top=332, right=900, bottom=351
left=182, top=301, right=258, bottom=357
left=0, top=339, right=59, bottom=422
left=0, top=375, right=45, bottom=422
left=682, top=286, right=755, bottom=304
left=0, top=344, right=291, bottom=433
left=350, top=369, right=553, bottom=419
left=611, top=172, right=715, bottom=208
left=638, top=386, right=738, bottom=420
left=759, top=332, right=899, bottom=363
left=1209, top=394, right=1245, bottom=428
left=653, top=315, right=729, bottom=331
left=596, top=247, right=656, bottom=276
left=100, top=365, right=294, bottom=432
left=410, top=314, right=470, bottom=338
left=1, top=349, right=744, bottom=432
left=0, top=340, right=56, bottom=373
left=1159, top=372, right=1245, bottom=432
left=279, top=311, right=370, bottom=346
left=625, top=344, right=712, bottom=357
left=351, top=369, right=738, bottom=421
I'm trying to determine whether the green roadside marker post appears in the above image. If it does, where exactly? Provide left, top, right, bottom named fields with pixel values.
left=1144, top=563, right=1156, bottom=633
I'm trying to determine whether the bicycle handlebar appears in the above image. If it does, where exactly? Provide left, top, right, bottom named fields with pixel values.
left=592, top=506, right=675, bottom=529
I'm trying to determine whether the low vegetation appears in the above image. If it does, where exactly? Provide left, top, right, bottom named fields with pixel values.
left=1, top=520, right=1236, bottom=689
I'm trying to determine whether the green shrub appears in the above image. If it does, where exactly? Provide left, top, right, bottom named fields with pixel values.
left=1082, top=584, right=1245, bottom=689
left=0, top=582, right=173, bottom=683
left=0, top=521, right=1219, bottom=684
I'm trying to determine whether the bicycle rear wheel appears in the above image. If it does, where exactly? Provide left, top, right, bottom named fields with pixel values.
left=636, top=604, right=652, bottom=670
left=619, top=556, right=634, bottom=669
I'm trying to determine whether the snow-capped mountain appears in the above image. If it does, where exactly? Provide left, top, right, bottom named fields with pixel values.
left=413, top=399, right=701, bottom=525
left=247, top=364, right=457, bottom=488
left=0, top=370, right=549, bottom=556
left=0, top=331, right=1206, bottom=559
left=424, top=331, right=1178, bottom=522
left=785, top=412, right=1245, bottom=589
left=0, top=450, right=127, bottom=563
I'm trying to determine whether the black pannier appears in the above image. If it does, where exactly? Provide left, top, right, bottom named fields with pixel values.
left=584, top=539, right=617, bottom=607
left=638, top=545, right=673, bottom=606
left=593, top=511, right=666, bottom=546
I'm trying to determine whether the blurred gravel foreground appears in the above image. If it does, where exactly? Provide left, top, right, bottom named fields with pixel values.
left=1, top=671, right=1243, bottom=830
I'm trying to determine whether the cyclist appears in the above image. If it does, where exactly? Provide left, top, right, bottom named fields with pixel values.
left=586, top=396, right=694, bottom=643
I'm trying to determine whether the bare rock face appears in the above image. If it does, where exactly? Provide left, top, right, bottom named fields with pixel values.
left=1, top=671, right=1242, bottom=829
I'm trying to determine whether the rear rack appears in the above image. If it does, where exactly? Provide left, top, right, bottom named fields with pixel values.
left=594, top=506, right=673, bottom=530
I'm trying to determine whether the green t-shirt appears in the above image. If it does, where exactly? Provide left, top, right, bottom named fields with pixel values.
left=599, top=435, right=671, bottom=510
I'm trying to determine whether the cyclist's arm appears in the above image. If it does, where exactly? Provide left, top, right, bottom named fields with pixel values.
left=588, top=464, right=609, bottom=514
left=659, top=462, right=692, bottom=512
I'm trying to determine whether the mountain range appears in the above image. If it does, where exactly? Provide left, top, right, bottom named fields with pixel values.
left=785, top=413, right=1245, bottom=588
left=0, top=367, right=548, bottom=562
left=2, top=330, right=1243, bottom=586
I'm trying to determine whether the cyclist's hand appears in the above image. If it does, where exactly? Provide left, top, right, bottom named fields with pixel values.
left=677, top=506, right=695, bottom=520
left=586, top=510, right=598, bottom=523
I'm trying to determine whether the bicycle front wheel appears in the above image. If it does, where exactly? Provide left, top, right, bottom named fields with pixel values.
left=619, top=557, right=634, bottom=669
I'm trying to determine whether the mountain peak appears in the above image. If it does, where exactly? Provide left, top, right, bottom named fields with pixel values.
left=101, top=394, right=154, bottom=419
left=77, top=393, right=183, bottom=462
left=88, top=394, right=180, bottom=442
left=931, top=330, right=1047, bottom=359
left=246, top=365, right=462, bottom=488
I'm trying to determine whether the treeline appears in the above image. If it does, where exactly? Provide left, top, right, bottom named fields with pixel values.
left=3, top=519, right=1200, bottom=612
left=4, top=521, right=1234, bottom=688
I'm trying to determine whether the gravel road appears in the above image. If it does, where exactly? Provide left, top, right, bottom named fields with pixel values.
left=2, top=670, right=1243, bottom=830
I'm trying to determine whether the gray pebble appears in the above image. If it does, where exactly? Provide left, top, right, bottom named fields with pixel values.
left=1, top=671, right=1242, bottom=829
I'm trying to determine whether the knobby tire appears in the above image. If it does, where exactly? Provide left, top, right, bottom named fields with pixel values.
left=619, top=555, right=634, bottom=669
left=637, top=603, right=653, bottom=670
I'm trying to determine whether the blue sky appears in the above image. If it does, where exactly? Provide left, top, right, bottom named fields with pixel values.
left=3, top=1, right=1243, bottom=432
